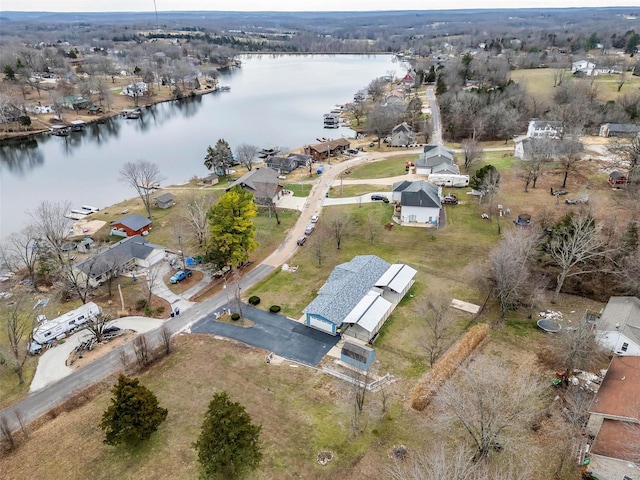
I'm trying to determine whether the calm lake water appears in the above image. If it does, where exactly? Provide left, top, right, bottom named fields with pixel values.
left=0, top=54, right=399, bottom=238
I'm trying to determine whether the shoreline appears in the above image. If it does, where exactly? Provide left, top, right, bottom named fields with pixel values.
left=0, top=87, right=222, bottom=144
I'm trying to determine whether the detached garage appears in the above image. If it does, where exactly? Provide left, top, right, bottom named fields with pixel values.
left=302, top=255, right=417, bottom=341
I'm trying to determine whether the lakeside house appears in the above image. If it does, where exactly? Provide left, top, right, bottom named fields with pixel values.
left=415, top=144, right=458, bottom=175
left=392, top=180, right=443, bottom=227
left=72, top=235, right=165, bottom=288
left=389, top=122, right=416, bottom=147
left=225, top=167, right=283, bottom=205
left=110, top=214, right=152, bottom=237
left=303, top=138, right=351, bottom=161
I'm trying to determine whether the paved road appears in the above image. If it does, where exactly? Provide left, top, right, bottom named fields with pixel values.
left=426, top=85, right=443, bottom=144
left=191, top=305, right=338, bottom=366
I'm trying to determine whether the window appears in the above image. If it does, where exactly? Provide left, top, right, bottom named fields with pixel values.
left=45, top=332, right=51, bottom=337
left=621, top=343, right=629, bottom=352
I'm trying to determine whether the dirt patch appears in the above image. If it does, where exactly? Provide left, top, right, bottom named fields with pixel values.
left=164, top=269, right=204, bottom=294
left=67, top=331, right=136, bottom=370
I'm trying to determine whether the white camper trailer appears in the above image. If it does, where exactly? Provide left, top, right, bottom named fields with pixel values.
left=427, top=174, right=470, bottom=188
left=32, top=302, right=101, bottom=344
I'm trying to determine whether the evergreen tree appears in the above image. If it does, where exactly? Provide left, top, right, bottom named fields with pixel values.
left=99, top=374, right=168, bottom=446
left=3, top=65, right=16, bottom=81
left=206, top=186, right=258, bottom=268
left=194, top=391, right=262, bottom=480
left=470, top=164, right=500, bottom=192
left=203, top=139, right=234, bottom=176
left=435, top=74, right=447, bottom=95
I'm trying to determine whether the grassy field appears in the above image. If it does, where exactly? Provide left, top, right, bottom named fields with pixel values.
left=283, top=183, right=312, bottom=197
left=510, top=68, right=640, bottom=104
left=346, top=155, right=416, bottom=179
left=327, top=184, right=386, bottom=198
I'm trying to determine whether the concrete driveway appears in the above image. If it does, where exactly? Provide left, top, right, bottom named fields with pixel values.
left=190, top=304, right=339, bottom=366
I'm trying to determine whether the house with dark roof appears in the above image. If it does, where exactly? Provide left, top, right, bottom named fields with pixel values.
left=415, top=144, right=458, bottom=175
left=72, top=235, right=165, bottom=288
left=225, top=167, right=282, bottom=205
left=595, top=296, right=640, bottom=356
left=390, top=122, right=416, bottom=147
left=265, top=154, right=311, bottom=174
left=393, top=180, right=442, bottom=226
left=110, top=214, right=152, bottom=237
left=599, top=123, right=640, bottom=138
left=303, top=138, right=351, bottom=161
left=154, top=192, right=175, bottom=209
left=302, top=255, right=416, bottom=341
left=586, top=356, right=640, bottom=480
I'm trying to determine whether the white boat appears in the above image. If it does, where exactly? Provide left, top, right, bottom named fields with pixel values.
left=70, top=209, right=90, bottom=215
left=81, top=205, right=100, bottom=213
left=216, top=85, right=231, bottom=91
left=70, top=120, right=86, bottom=132
left=50, top=125, right=70, bottom=136
left=122, top=109, right=141, bottom=119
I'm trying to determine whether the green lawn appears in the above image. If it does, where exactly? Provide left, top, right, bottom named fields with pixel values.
left=283, top=183, right=312, bottom=197
left=346, top=155, right=417, bottom=179
left=327, top=184, right=385, bottom=198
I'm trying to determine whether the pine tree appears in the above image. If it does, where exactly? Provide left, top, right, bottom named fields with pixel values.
left=194, top=391, right=262, bottom=480
left=99, top=374, right=168, bottom=446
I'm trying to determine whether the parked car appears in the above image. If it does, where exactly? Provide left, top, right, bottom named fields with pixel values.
left=346, top=148, right=359, bottom=155
left=169, top=269, right=192, bottom=283
left=213, top=265, right=231, bottom=278
left=371, top=194, right=386, bottom=201
left=305, top=224, right=315, bottom=235
left=442, top=194, right=459, bottom=205
left=310, top=213, right=320, bottom=223
left=296, top=236, right=307, bottom=246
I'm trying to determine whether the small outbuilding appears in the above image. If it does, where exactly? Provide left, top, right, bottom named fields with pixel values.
left=155, top=192, right=175, bottom=209
left=608, top=171, right=627, bottom=187
left=110, top=214, right=151, bottom=237
left=341, top=342, right=375, bottom=371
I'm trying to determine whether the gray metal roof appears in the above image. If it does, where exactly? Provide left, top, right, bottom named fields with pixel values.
left=400, top=180, right=441, bottom=208
left=226, top=167, right=280, bottom=200
left=375, top=264, right=417, bottom=293
left=392, top=180, right=413, bottom=192
left=303, top=255, right=391, bottom=325
left=74, top=235, right=164, bottom=278
left=431, top=162, right=460, bottom=174
left=155, top=192, right=175, bottom=203
left=604, top=123, right=640, bottom=133
left=416, top=145, right=455, bottom=168
left=597, top=296, right=640, bottom=347
left=111, top=214, right=151, bottom=232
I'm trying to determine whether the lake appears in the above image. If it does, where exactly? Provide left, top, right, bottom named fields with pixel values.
left=0, top=54, right=400, bottom=238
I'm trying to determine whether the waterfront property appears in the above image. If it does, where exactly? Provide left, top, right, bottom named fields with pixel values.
left=225, top=167, right=283, bottom=205
left=72, top=235, right=165, bottom=288
left=303, top=138, right=351, bottom=161
left=302, top=255, right=416, bottom=342
left=110, top=214, right=152, bottom=237
left=415, top=144, right=458, bottom=175
left=154, top=192, right=175, bottom=209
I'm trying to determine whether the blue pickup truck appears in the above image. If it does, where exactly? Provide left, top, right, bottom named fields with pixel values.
left=169, top=269, right=192, bottom=284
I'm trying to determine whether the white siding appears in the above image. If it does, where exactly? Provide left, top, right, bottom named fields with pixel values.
left=596, top=331, right=640, bottom=356
left=400, top=205, right=440, bottom=225
left=308, top=316, right=334, bottom=334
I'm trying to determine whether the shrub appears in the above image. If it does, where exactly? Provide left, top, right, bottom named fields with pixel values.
left=144, top=305, right=153, bottom=317
left=269, top=305, right=281, bottom=313
left=231, top=313, right=241, bottom=321
left=383, top=197, right=390, bottom=203
left=136, top=299, right=148, bottom=310
left=155, top=306, right=165, bottom=316
left=248, top=296, right=260, bottom=305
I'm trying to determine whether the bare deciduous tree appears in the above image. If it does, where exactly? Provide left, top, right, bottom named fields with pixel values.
left=365, top=212, right=379, bottom=245
left=556, top=134, right=584, bottom=188
left=436, top=357, right=546, bottom=462
left=309, top=230, right=329, bottom=267
left=461, top=138, right=483, bottom=173
left=0, top=294, right=34, bottom=385
left=119, top=160, right=164, bottom=219
left=83, top=311, right=113, bottom=343
left=29, top=200, right=71, bottom=264
left=141, top=263, right=163, bottom=306
left=552, top=68, right=566, bottom=87
left=160, top=326, right=172, bottom=356
left=487, top=229, right=539, bottom=318
left=328, top=213, right=349, bottom=250
left=235, top=143, right=259, bottom=171
left=548, top=214, right=614, bottom=302
left=608, top=135, right=640, bottom=186
left=556, top=318, right=607, bottom=384
left=133, top=334, right=150, bottom=368
left=1, top=225, right=40, bottom=288
left=183, top=193, right=216, bottom=249
left=415, top=298, right=452, bottom=366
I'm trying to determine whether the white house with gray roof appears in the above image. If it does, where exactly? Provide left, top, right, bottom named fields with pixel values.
left=72, top=235, right=165, bottom=288
left=595, top=296, right=640, bottom=356
left=415, top=144, right=458, bottom=175
left=393, top=180, right=442, bottom=226
left=303, top=255, right=416, bottom=341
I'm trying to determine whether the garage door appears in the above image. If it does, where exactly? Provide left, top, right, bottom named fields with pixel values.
left=309, top=317, right=334, bottom=334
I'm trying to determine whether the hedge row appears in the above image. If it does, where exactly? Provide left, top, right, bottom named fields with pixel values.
left=410, top=323, right=489, bottom=411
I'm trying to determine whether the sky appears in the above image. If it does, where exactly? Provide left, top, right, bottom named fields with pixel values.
left=1, top=0, right=639, bottom=12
